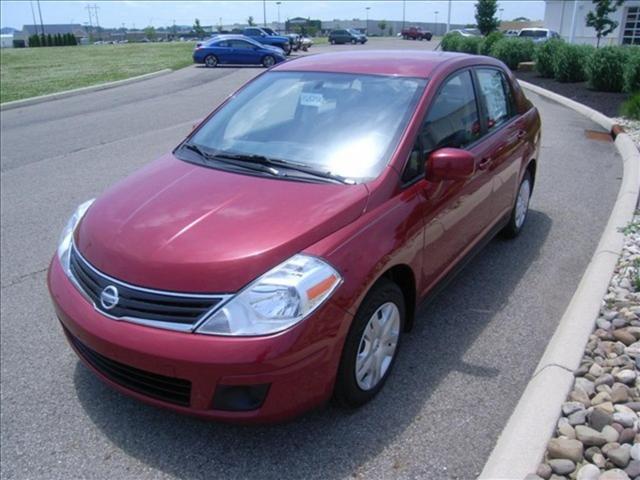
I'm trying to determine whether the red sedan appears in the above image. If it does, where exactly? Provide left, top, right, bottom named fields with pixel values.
left=48, top=50, right=541, bottom=423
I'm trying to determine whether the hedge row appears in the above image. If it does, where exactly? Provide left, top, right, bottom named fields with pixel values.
left=28, top=33, right=78, bottom=47
left=440, top=31, right=640, bottom=94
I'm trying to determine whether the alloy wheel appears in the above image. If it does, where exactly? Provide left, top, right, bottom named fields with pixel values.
left=515, top=178, right=531, bottom=229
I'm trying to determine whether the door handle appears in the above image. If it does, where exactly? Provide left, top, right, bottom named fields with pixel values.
left=478, top=157, right=492, bottom=170
left=516, top=130, right=526, bottom=139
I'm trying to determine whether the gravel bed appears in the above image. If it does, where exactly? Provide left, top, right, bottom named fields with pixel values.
left=613, top=118, right=640, bottom=150
left=528, top=216, right=640, bottom=480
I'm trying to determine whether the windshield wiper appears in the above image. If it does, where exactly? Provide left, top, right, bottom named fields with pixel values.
left=181, top=143, right=281, bottom=177
left=212, top=152, right=354, bottom=185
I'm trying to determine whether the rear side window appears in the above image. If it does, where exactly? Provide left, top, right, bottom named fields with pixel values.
left=476, top=68, right=511, bottom=130
left=422, top=70, right=480, bottom=153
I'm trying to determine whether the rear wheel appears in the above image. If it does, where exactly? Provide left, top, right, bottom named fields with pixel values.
left=204, top=55, right=217, bottom=68
left=262, top=55, right=276, bottom=68
left=334, top=279, right=405, bottom=407
left=502, top=171, right=532, bottom=238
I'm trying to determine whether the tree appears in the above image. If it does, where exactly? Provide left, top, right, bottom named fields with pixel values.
left=247, top=15, right=255, bottom=26
left=29, top=34, right=40, bottom=47
left=193, top=18, right=205, bottom=37
left=144, top=25, right=157, bottom=41
left=46, top=33, right=53, bottom=46
left=378, top=20, right=387, bottom=36
left=586, top=0, right=625, bottom=47
left=474, top=0, right=500, bottom=36
left=512, top=16, right=531, bottom=22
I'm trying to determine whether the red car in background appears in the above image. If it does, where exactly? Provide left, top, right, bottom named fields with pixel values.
left=402, top=26, right=433, bottom=40
left=48, top=50, right=541, bottom=423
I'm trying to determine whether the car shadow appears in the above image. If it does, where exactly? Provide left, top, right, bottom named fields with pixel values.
left=74, top=210, right=552, bottom=479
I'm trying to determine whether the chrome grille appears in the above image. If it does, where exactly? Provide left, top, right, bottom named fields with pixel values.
left=69, top=245, right=226, bottom=331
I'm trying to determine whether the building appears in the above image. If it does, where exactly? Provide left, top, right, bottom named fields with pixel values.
left=16, top=24, right=86, bottom=45
left=544, top=0, right=640, bottom=45
left=0, top=33, right=14, bottom=48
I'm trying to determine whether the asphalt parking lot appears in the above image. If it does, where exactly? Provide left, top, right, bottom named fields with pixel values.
left=0, top=38, right=624, bottom=479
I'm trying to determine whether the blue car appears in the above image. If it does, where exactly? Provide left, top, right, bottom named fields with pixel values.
left=193, top=35, right=286, bottom=68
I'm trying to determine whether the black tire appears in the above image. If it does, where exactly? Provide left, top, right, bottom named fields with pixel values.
left=204, top=55, right=217, bottom=68
left=330, top=39, right=336, bottom=45
left=334, top=278, right=405, bottom=407
left=501, top=170, right=532, bottom=238
left=262, top=55, right=276, bottom=68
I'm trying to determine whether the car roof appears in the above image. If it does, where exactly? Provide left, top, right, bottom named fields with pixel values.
left=208, top=34, right=261, bottom=45
left=273, top=50, right=494, bottom=78
left=520, top=27, right=549, bottom=31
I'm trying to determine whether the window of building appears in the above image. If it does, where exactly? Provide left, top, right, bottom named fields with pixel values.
left=622, top=6, right=640, bottom=45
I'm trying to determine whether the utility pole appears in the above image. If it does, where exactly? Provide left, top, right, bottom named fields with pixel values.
left=29, top=1, right=39, bottom=36
left=93, top=4, right=101, bottom=40
left=569, top=0, right=579, bottom=43
left=402, top=0, right=405, bottom=31
left=36, top=0, right=45, bottom=37
left=434, top=10, right=439, bottom=36
left=263, top=0, right=267, bottom=27
left=446, top=0, right=452, bottom=33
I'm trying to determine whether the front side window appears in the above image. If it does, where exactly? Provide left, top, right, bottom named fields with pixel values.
left=187, top=71, right=427, bottom=183
left=246, top=28, right=261, bottom=36
left=421, top=70, right=480, bottom=153
left=230, top=40, right=254, bottom=49
left=476, top=68, right=511, bottom=130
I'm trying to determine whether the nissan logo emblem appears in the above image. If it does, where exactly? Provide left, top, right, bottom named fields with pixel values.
left=100, top=285, right=119, bottom=310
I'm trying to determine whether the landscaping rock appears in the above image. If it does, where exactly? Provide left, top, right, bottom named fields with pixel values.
left=558, top=423, right=577, bottom=439
left=576, top=464, right=600, bottom=480
left=631, top=443, right=640, bottom=461
left=563, top=401, right=586, bottom=416
left=608, top=445, right=631, bottom=468
left=602, top=425, right=620, bottom=443
left=590, top=408, right=613, bottom=430
left=612, top=411, right=636, bottom=428
left=569, top=409, right=589, bottom=426
left=614, top=369, right=637, bottom=385
left=575, top=425, right=608, bottom=446
left=548, top=458, right=576, bottom=475
left=598, top=469, right=631, bottom=480
left=596, top=374, right=616, bottom=387
left=611, top=384, right=629, bottom=404
left=536, top=462, right=552, bottom=480
left=624, top=459, right=640, bottom=477
left=547, top=438, right=584, bottom=463
left=617, top=428, right=635, bottom=444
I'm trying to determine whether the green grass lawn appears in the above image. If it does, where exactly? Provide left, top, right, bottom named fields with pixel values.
left=0, top=42, right=196, bottom=103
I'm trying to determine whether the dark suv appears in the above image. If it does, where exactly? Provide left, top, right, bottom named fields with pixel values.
left=329, top=29, right=367, bottom=45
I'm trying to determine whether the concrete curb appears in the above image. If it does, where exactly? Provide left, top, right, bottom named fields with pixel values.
left=0, top=68, right=172, bottom=111
left=479, top=84, right=640, bottom=480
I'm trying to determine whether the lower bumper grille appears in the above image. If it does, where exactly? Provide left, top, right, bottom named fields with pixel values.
left=66, top=329, right=192, bottom=407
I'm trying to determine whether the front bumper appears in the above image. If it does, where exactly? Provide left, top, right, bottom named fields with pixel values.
left=48, top=256, right=352, bottom=423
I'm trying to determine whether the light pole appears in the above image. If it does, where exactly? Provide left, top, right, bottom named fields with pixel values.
left=276, top=1, right=281, bottom=31
left=365, top=6, right=370, bottom=34
left=434, top=10, right=439, bottom=36
left=402, top=0, right=406, bottom=31
left=447, top=0, right=452, bottom=33
left=263, top=0, right=267, bottom=27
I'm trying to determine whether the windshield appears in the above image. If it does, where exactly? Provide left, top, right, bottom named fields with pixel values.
left=519, top=30, right=547, bottom=38
left=187, top=71, right=427, bottom=183
left=348, top=29, right=361, bottom=35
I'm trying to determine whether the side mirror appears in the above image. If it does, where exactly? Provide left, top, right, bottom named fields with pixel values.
left=425, top=148, right=475, bottom=182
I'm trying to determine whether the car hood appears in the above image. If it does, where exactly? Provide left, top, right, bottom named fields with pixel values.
left=75, top=154, right=369, bottom=293
left=263, top=44, right=284, bottom=53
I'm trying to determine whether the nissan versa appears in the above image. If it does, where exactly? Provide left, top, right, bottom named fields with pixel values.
left=48, top=51, right=541, bottom=422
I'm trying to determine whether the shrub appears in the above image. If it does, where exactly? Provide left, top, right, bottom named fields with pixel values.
left=458, top=35, right=484, bottom=54
left=586, top=46, right=626, bottom=92
left=479, top=30, right=503, bottom=56
left=620, top=92, right=640, bottom=120
left=553, top=44, right=594, bottom=83
left=441, top=32, right=462, bottom=52
left=535, top=38, right=564, bottom=77
left=490, top=38, right=535, bottom=70
left=623, top=47, right=640, bottom=93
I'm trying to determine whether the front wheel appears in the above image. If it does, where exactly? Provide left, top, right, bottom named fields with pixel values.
left=204, top=55, right=218, bottom=68
left=351, top=39, right=357, bottom=44
left=502, top=171, right=532, bottom=238
left=334, top=279, right=405, bottom=407
left=262, top=55, right=276, bottom=68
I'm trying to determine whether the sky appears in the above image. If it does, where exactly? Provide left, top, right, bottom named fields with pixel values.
left=0, top=0, right=545, bottom=29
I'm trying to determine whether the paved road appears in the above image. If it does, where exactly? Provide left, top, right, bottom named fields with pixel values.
left=0, top=38, right=623, bottom=479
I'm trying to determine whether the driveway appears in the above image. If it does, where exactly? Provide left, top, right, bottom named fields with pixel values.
left=0, top=38, right=622, bottom=479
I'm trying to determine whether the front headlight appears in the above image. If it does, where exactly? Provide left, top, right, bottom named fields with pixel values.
left=196, top=254, right=342, bottom=336
left=57, top=199, right=94, bottom=275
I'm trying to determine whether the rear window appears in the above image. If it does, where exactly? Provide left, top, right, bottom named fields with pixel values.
left=519, top=30, right=547, bottom=38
